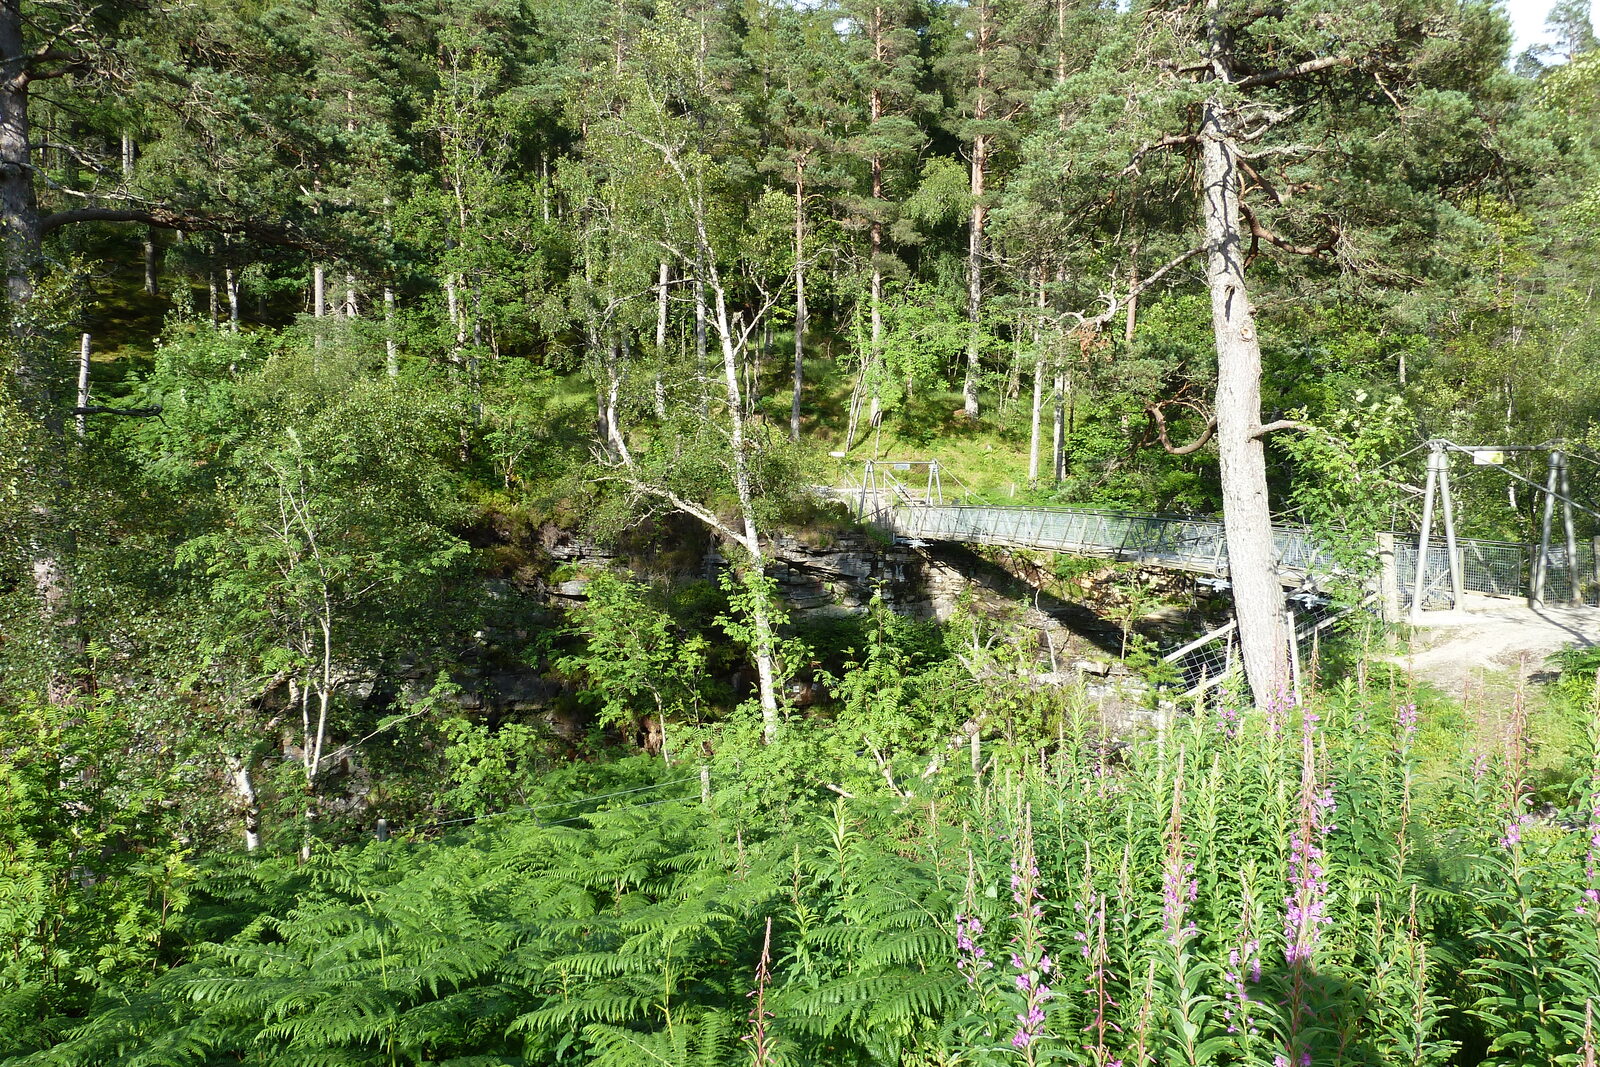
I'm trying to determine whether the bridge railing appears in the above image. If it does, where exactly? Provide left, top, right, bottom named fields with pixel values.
left=878, top=501, right=1597, bottom=604
left=886, top=503, right=1338, bottom=580
left=1396, top=537, right=1598, bottom=607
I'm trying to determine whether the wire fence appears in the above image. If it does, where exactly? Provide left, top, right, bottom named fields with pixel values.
left=1545, top=539, right=1600, bottom=607
left=1158, top=595, right=1358, bottom=700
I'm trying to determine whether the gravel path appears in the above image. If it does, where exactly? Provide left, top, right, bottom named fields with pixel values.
left=1402, top=598, right=1600, bottom=694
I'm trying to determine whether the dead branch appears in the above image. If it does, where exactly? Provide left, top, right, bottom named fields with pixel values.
left=1119, top=133, right=1201, bottom=177
left=1239, top=202, right=1335, bottom=259
left=1234, top=55, right=1353, bottom=89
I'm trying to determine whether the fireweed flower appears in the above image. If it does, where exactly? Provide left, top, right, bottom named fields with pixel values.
left=955, top=914, right=993, bottom=985
left=1582, top=790, right=1600, bottom=920
left=1284, top=785, right=1336, bottom=964
left=1223, top=876, right=1263, bottom=1040
left=1161, top=753, right=1198, bottom=948
left=1283, top=707, right=1333, bottom=1067
left=956, top=852, right=996, bottom=994
left=1217, top=702, right=1243, bottom=740
left=1007, top=805, right=1054, bottom=1060
left=1078, top=893, right=1120, bottom=1064
left=1265, top=689, right=1291, bottom=741
left=1222, top=940, right=1262, bottom=1036
left=1285, top=709, right=1336, bottom=968
left=1498, top=814, right=1535, bottom=851
left=1396, top=702, right=1418, bottom=740
left=1161, top=852, right=1199, bottom=947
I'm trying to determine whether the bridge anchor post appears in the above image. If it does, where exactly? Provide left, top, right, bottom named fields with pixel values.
left=1532, top=450, right=1561, bottom=608
left=1410, top=449, right=1441, bottom=623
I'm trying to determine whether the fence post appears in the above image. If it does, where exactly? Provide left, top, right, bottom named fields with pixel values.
left=1286, top=606, right=1302, bottom=705
left=1437, top=448, right=1464, bottom=608
left=1560, top=452, right=1580, bottom=606
left=1376, top=532, right=1401, bottom=624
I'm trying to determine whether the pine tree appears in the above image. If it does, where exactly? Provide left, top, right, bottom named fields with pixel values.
left=940, top=0, right=1041, bottom=419
left=834, top=0, right=928, bottom=448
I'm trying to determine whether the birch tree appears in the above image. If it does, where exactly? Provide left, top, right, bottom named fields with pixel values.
left=583, top=23, right=799, bottom=743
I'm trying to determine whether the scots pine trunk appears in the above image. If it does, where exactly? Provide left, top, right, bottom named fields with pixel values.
left=1, top=0, right=40, bottom=316
left=864, top=74, right=886, bottom=438
left=1201, top=98, right=1287, bottom=706
left=866, top=226, right=883, bottom=432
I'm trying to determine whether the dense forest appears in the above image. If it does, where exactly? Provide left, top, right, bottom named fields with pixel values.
left=2, top=0, right=1600, bottom=1061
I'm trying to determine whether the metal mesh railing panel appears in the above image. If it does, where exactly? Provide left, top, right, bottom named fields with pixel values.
left=857, top=491, right=1595, bottom=607
left=1161, top=621, right=1238, bottom=695
left=1159, top=596, right=1362, bottom=699
left=1395, top=538, right=1530, bottom=606
left=1542, top=540, right=1600, bottom=606
left=887, top=505, right=1333, bottom=579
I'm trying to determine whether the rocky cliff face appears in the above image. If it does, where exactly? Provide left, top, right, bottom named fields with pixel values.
left=470, top=516, right=1168, bottom=732
left=530, top=520, right=1137, bottom=663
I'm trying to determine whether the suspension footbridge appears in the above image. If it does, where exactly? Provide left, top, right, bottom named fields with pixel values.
left=833, top=446, right=1599, bottom=699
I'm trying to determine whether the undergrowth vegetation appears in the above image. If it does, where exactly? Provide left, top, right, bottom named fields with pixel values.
left=10, top=655, right=1600, bottom=1066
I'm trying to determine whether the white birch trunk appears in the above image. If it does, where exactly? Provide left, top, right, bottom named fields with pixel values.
left=225, top=269, right=240, bottom=332
left=75, top=333, right=89, bottom=439
left=791, top=168, right=806, bottom=442
left=227, top=756, right=262, bottom=852
left=383, top=286, right=399, bottom=377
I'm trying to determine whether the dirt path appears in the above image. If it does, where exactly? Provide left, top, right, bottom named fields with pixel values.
left=1401, top=598, right=1600, bottom=695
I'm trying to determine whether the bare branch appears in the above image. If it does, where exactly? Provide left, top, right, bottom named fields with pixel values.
left=596, top=470, right=753, bottom=553
left=1236, top=143, right=1321, bottom=161
left=1253, top=418, right=1315, bottom=438
left=1119, top=133, right=1201, bottom=177
left=1065, top=246, right=1203, bottom=329
left=72, top=404, right=162, bottom=417
left=1239, top=202, right=1335, bottom=258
